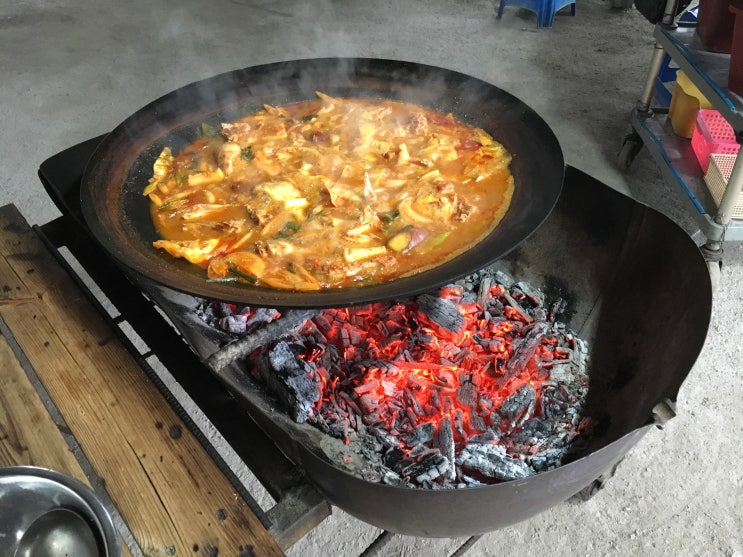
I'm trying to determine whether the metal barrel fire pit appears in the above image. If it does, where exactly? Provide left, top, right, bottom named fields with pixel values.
left=131, top=166, right=712, bottom=537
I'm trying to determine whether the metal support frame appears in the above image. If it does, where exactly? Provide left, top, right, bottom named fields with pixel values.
left=637, top=0, right=679, bottom=113
left=633, top=0, right=743, bottom=265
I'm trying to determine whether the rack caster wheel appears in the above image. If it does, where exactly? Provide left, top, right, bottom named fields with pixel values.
left=618, top=132, right=643, bottom=169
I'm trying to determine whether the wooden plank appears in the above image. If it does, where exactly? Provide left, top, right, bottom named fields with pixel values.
left=0, top=335, right=135, bottom=557
left=0, top=335, right=81, bottom=471
left=0, top=205, right=284, bottom=557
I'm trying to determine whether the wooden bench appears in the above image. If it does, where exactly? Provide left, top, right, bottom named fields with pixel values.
left=0, top=203, right=298, bottom=556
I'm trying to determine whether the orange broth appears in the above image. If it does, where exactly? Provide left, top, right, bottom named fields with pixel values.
left=143, top=93, right=514, bottom=290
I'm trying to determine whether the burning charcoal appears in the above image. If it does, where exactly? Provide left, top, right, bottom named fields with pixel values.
left=541, top=396, right=569, bottom=421
left=505, top=322, right=548, bottom=376
left=368, top=426, right=399, bottom=449
left=382, top=470, right=410, bottom=487
left=195, top=300, right=234, bottom=328
left=328, top=409, right=350, bottom=435
left=490, top=411, right=504, bottom=431
left=407, top=444, right=432, bottom=458
left=512, top=417, right=553, bottom=442
left=338, top=390, right=361, bottom=416
left=355, top=424, right=381, bottom=452
left=341, top=325, right=365, bottom=347
left=460, top=473, right=488, bottom=487
left=434, top=416, right=456, bottom=481
left=457, top=443, right=534, bottom=481
left=362, top=412, right=383, bottom=428
left=404, top=389, right=425, bottom=417
left=434, top=369, right=456, bottom=388
left=549, top=363, right=576, bottom=383
left=256, top=341, right=322, bottom=423
left=402, top=452, right=450, bottom=483
left=467, top=430, right=498, bottom=444
left=416, top=293, right=464, bottom=332
left=219, top=314, right=248, bottom=334
left=439, top=394, right=455, bottom=415
left=219, top=266, right=594, bottom=489
left=246, top=307, right=281, bottom=330
left=529, top=448, right=566, bottom=472
left=439, top=284, right=464, bottom=300
left=318, top=343, right=341, bottom=377
left=409, top=330, right=436, bottom=347
left=357, top=393, right=378, bottom=415
left=308, top=412, right=331, bottom=434
left=571, top=338, right=589, bottom=372
left=458, top=289, right=478, bottom=306
left=383, top=447, right=413, bottom=473
left=456, top=382, right=479, bottom=409
left=453, top=409, right=467, bottom=438
left=532, top=308, right=548, bottom=322
left=426, top=391, right=441, bottom=414
left=454, top=276, right=473, bottom=293
left=468, top=412, right=487, bottom=433
left=500, top=289, right=533, bottom=323
left=477, top=275, right=493, bottom=309
left=491, top=269, right=514, bottom=287
left=317, top=413, right=351, bottom=439
left=513, top=281, right=545, bottom=307
left=361, top=464, right=387, bottom=483
left=205, top=308, right=319, bottom=372
left=498, top=384, right=537, bottom=423
left=549, top=297, right=567, bottom=321
left=487, top=298, right=506, bottom=317
left=404, top=421, right=436, bottom=446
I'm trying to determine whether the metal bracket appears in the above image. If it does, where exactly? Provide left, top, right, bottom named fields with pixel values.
left=652, top=398, right=677, bottom=428
left=266, top=483, right=331, bottom=550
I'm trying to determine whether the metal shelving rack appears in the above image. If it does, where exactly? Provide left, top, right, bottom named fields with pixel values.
left=620, top=0, right=743, bottom=283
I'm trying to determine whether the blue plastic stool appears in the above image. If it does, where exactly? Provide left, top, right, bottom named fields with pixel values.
left=497, top=0, right=576, bottom=28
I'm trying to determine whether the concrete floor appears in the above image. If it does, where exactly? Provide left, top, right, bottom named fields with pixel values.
left=1, top=1, right=742, bottom=556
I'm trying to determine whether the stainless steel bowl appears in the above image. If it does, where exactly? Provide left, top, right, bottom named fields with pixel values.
left=0, top=466, right=121, bottom=557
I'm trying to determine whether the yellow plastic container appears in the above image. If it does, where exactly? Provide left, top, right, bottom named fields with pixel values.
left=668, top=71, right=713, bottom=138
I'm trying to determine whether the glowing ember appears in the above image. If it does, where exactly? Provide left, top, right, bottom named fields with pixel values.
left=200, top=269, right=592, bottom=488
left=300, top=292, right=556, bottom=439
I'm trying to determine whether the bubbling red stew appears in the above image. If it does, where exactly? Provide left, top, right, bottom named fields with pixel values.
left=143, top=92, right=514, bottom=290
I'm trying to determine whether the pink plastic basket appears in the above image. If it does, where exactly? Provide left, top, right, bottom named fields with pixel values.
left=704, top=154, right=743, bottom=218
left=691, top=109, right=740, bottom=173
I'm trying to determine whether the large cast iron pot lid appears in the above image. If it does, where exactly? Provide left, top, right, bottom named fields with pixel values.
left=81, top=58, right=564, bottom=308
